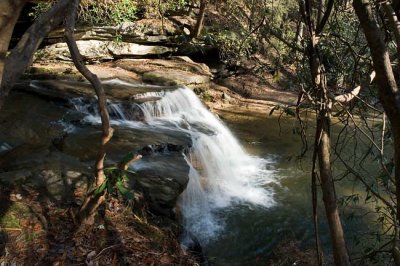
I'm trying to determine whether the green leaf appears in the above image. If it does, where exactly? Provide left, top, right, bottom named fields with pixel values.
left=121, top=174, right=129, bottom=181
left=94, top=181, right=107, bottom=195
left=107, top=181, right=113, bottom=193
left=284, top=108, right=296, bottom=117
left=269, top=106, right=280, bottom=116
left=116, top=181, right=133, bottom=200
left=125, top=169, right=137, bottom=175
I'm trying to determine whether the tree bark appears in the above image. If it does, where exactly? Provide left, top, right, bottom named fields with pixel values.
left=382, top=1, right=400, bottom=60
left=317, top=111, right=351, bottom=265
left=300, top=0, right=351, bottom=264
left=0, top=0, right=27, bottom=88
left=0, top=0, right=70, bottom=109
left=311, top=56, right=351, bottom=266
left=354, top=1, right=400, bottom=262
left=64, top=0, right=113, bottom=225
left=191, top=0, right=207, bottom=39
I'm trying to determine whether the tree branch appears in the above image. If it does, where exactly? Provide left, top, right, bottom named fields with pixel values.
left=0, top=0, right=70, bottom=109
left=316, top=0, right=334, bottom=36
left=64, top=0, right=113, bottom=188
left=333, top=71, right=376, bottom=103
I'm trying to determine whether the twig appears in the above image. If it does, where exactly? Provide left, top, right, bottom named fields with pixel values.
left=94, top=244, right=121, bottom=260
left=0, top=227, right=22, bottom=231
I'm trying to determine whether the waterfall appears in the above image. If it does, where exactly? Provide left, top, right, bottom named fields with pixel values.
left=69, top=85, right=276, bottom=244
left=134, top=87, right=276, bottom=243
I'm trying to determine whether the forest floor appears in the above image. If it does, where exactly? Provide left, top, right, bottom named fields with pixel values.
left=0, top=185, right=197, bottom=265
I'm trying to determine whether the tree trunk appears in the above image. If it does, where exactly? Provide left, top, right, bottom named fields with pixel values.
left=0, top=0, right=27, bottom=88
left=354, top=1, right=400, bottom=262
left=382, top=2, right=400, bottom=60
left=301, top=0, right=351, bottom=261
left=64, top=0, right=113, bottom=225
left=191, top=0, right=207, bottom=39
left=317, top=111, right=351, bottom=265
left=311, top=58, right=350, bottom=266
left=0, top=0, right=70, bottom=109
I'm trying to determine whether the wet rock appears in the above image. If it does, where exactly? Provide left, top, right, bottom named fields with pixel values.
left=0, top=143, right=12, bottom=154
left=0, top=92, right=68, bottom=146
left=14, top=79, right=174, bottom=102
left=60, top=124, right=192, bottom=163
left=130, top=153, right=190, bottom=215
left=0, top=89, right=194, bottom=217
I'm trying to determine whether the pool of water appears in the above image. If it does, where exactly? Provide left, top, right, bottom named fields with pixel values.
left=202, top=108, right=384, bottom=265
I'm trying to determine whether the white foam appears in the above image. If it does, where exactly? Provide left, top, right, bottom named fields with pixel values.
left=71, top=86, right=276, bottom=243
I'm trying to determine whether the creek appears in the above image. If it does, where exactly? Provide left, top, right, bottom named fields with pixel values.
left=58, top=80, right=383, bottom=264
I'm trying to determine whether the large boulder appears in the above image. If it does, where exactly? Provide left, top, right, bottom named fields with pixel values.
left=60, top=124, right=192, bottom=163
left=0, top=88, right=193, bottom=215
left=130, top=152, right=190, bottom=215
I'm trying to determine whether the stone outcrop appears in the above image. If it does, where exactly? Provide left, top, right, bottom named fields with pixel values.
left=115, top=57, right=212, bottom=86
left=14, top=79, right=177, bottom=101
left=37, top=18, right=188, bottom=62
left=24, top=56, right=213, bottom=89
left=37, top=40, right=176, bottom=62
left=0, top=85, right=192, bottom=215
left=46, top=19, right=180, bottom=45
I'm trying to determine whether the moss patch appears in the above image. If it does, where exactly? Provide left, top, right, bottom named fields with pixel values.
left=0, top=202, right=31, bottom=229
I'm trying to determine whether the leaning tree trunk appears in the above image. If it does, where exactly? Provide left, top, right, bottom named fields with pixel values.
left=0, top=0, right=70, bottom=109
left=191, top=0, right=207, bottom=39
left=64, top=0, right=113, bottom=225
left=354, top=1, right=400, bottom=264
left=0, top=0, right=27, bottom=88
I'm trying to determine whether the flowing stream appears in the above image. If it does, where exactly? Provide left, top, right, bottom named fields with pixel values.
left=56, top=79, right=385, bottom=264
left=135, top=88, right=276, bottom=243
left=70, top=84, right=277, bottom=246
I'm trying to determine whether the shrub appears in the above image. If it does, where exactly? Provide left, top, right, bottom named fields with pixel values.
left=30, top=0, right=138, bottom=26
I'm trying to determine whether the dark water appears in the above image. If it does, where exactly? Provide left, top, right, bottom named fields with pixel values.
left=202, top=108, right=385, bottom=265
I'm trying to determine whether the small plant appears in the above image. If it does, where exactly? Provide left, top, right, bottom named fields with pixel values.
left=110, top=0, right=138, bottom=24
left=114, top=33, right=123, bottom=44
left=94, top=152, right=141, bottom=200
left=94, top=167, right=134, bottom=199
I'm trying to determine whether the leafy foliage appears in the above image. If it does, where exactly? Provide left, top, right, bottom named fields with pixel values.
left=31, top=0, right=138, bottom=25
left=95, top=167, right=135, bottom=200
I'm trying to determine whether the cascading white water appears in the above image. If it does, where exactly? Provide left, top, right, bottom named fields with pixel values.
left=135, top=87, right=276, bottom=243
left=68, top=83, right=276, bottom=244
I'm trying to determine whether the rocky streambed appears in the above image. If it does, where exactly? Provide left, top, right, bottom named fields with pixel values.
left=1, top=16, right=298, bottom=263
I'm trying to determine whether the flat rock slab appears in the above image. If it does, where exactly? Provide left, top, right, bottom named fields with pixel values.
left=46, top=19, right=179, bottom=45
left=14, top=79, right=176, bottom=101
left=38, top=40, right=176, bottom=62
left=143, top=69, right=210, bottom=86
left=61, top=124, right=192, bottom=163
left=115, top=57, right=212, bottom=86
